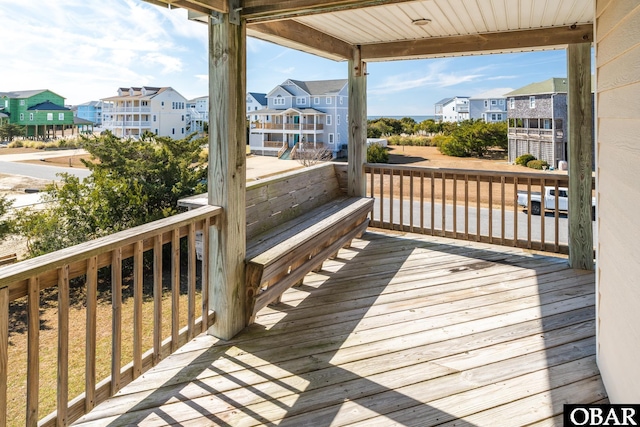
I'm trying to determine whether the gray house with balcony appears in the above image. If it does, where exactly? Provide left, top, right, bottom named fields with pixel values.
left=249, top=79, right=348, bottom=158
left=506, top=77, right=593, bottom=168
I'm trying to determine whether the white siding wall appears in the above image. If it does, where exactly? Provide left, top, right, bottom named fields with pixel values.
left=596, top=0, right=640, bottom=402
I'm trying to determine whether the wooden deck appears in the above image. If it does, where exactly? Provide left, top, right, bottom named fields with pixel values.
left=73, top=230, right=606, bottom=427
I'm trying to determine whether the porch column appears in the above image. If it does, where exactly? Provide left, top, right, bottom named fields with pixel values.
left=567, top=42, right=594, bottom=270
left=348, top=46, right=367, bottom=197
left=208, top=1, right=247, bottom=340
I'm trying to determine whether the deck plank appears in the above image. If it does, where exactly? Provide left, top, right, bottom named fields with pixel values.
left=72, top=230, right=605, bottom=427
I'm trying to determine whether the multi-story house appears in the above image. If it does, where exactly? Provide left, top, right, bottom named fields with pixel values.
left=101, top=86, right=187, bottom=139
left=469, top=89, right=511, bottom=122
left=505, top=77, right=593, bottom=168
left=434, top=96, right=470, bottom=122
left=249, top=79, right=348, bottom=157
left=186, top=96, right=208, bottom=135
left=76, top=101, right=102, bottom=126
left=0, top=89, right=75, bottom=139
left=246, top=92, right=267, bottom=122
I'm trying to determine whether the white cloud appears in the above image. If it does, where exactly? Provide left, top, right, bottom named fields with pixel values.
left=143, top=53, right=184, bottom=74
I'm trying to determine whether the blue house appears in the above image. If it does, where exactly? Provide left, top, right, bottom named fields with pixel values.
left=76, top=101, right=102, bottom=125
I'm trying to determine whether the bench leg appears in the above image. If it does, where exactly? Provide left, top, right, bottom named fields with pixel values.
left=329, top=250, right=340, bottom=260
left=294, top=278, right=305, bottom=287
left=312, top=263, right=323, bottom=273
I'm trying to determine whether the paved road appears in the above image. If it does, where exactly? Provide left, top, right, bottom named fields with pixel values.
left=0, top=160, right=91, bottom=181
left=373, top=198, right=596, bottom=246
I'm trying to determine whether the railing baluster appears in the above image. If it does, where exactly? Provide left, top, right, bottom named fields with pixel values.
left=188, top=222, right=197, bottom=340
left=420, top=171, right=425, bottom=233
left=488, top=177, right=493, bottom=244
left=399, top=170, right=404, bottom=231
left=513, top=177, right=519, bottom=246
left=441, top=172, right=446, bottom=237
left=153, top=235, right=163, bottom=364
left=389, top=168, right=394, bottom=229
left=464, top=174, right=469, bottom=239
left=57, top=265, right=70, bottom=427
left=86, top=256, right=98, bottom=412
left=379, top=168, right=384, bottom=229
left=369, top=167, right=374, bottom=223
left=476, top=176, right=481, bottom=242
left=202, top=218, right=210, bottom=332
left=453, top=174, right=457, bottom=238
left=527, top=178, right=532, bottom=249
left=430, top=171, right=435, bottom=236
left=555, top=180, right=560, bottom=252
left=111, top=248, right=122, bottom=395
left=26, top=276, right=39, bottom=426
left=501, top=176, right=506, bottom=244
left=541, top=178, right=546, bottom=251
left=171, top=229, right=180, bottom=352
left=133, top=242, right=143, bottom=379
left=409, top=171, right=414, bottom=232
left=0, top=286, right=8, bottom=427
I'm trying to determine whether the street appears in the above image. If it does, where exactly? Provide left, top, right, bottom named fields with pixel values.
left=373, top=198, right=596, bottom=246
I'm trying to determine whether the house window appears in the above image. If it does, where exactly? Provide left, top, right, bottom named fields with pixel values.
left=329, top=133, right=334, bottom=144
left=340, top=97, right=343, bottom=105
left=155, top=129, right=158, bottom=135
left=181, top=115, right=184, bottom=121
left=491, top=99, right=498, bottom=106
left=29, top=113, right=33, bottom=121
left=497, top=114, right=502, bottom=120
left=499, top=99, right=504, bottom=105
left=247, top=106, right=251, bottom=111
left=327, top=115, right=332, bottom=125
left=296, top=97, right=306, bottom=105
left=20, top=113, right=24, bottom=120
left=59, top=113, right=64, bottom=120
left=509, top=98, right=515, bottom=109
left=181, top=128, right=184, bottom=134
left=47, top=113, right=53, bottom=121
left=20, top=100, right=25, bottom=106
left=314, top=97, right=319, bottom=105
left=337, top=133, right=341, bottom=143
left=529, top=96, right=535, bottom=108
left=484, top=100, right=488, bottom=108
left=491, top=113, right=497, bottom=121
left=337, top=115, right=340, bottom=125
left=273, top=97, right=285, bottom=106
left=161, top=101, right=165, bottom=106
left=172, top=128, right=175, bottom=135
left=153, top=115, right=156, bottom=122
left=326, top=97, right=332, bottom=104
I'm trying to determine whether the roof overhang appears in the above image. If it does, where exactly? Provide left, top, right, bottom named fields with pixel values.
left=146, top=0, right=594, bottom=62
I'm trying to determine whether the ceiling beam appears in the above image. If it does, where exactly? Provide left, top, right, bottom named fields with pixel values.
left=360, top=24, right=594, bottom=61
left=242, top=0, right=415, bottom=22
left=248, top=20, right=353, bottom=60
left=143, top=0, right=228, bottom=14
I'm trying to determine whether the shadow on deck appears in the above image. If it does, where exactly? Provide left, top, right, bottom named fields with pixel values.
left=73, top=230, right=606, bottom=426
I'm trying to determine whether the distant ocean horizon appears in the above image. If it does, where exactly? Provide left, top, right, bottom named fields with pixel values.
left=368, top=115, right=437, bottom=122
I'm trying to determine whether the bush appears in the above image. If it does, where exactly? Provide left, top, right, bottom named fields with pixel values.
left=515, top=154, right=536, bottom=166
left=526, top=159, right=550, bottom=170
left=367, top=143, right=389, bottom=163
left=436, top=135, right=469, bottom=157
left=386, top=135, right=434, bottom=146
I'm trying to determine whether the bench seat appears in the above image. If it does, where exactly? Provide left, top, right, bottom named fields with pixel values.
left=246, top=196, right=373, bottom=323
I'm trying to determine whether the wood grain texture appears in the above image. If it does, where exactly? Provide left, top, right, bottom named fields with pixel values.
left=348, top=50, right=367, bottom=197
left=208, top=7, right=247, bottom=340
left=567, top=43, right=594, bottom=270
left=56, top=266, right=69, bottom=427
left=0, top=287, right=8, bottom=427
left=26, top=277, right=39, bottom=426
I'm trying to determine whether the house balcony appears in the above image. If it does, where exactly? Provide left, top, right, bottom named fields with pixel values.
left=508, top=128, right=555, bottom=138
left=103, top=121, right=152, bottom=128
left=253, top=123, right=324, bottom=131
left=0, top=165, right=603, bottom=427
left=102, top=107, right=152, bottom=114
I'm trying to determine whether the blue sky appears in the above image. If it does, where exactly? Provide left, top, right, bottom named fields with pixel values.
left=1, top=0, right=570, bottom=116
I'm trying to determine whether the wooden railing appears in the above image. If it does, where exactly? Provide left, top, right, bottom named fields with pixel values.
left=0, top=205, right=221, bottom=426
left=365, top=164, right=595, bottom=254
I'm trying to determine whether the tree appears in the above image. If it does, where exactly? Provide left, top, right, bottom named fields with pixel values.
left=399, top=117, right=417, bottom=134
left=437, top=120, right=508, bottom=158
left=367, top=143, right=389, bottom=163
left=0, top=195, right=13, bottom=240
left=295, top=146, right=333, bottom=167
left=0, top=123, right=25, bottom=141
left=15, top=132, right=207, bottom=257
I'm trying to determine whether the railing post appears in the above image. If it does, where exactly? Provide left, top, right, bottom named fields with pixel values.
left=208, top=2, right=247, bottom=339
left=348, top=46, right=367, bottom=197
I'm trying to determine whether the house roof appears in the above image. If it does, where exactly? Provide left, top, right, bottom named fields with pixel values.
left=78, top=100, right=102, bottom=107
left=248, top=92, right=267, bottom=105
left=288, top=79, right=348, bottom=96
left=27, top=101, right=70, bottom=111
left=470, top=88, right=514, bottom=99
left=435, top=96, right=469, bottom=106
left=101, top=86, right=174, bottom=101
left=253, top=107, right=327, bottom=115
left=0, top=89, right=64, bottom=99
left=74, top=117, right=94, bottom=125
left=505, top=78, right=569, bottom=96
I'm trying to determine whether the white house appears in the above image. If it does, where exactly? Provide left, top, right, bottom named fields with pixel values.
left=469, top=88, right=512, bottom=122
left=434, top=96, right=470, bottom=122
left=101, top=86, right=187, bottom=139
left=246, top=92, right=267, bottom=122
left=186, top=96, right=208, bottom=135
left=249, top=79, right=349, bottom=157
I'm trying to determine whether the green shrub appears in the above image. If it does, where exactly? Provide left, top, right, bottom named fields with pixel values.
left=436, top=135, right=469, bottom=157
left=526, top=159, right=550, bottom=170
left=367, top=143, right=389, bottom=163
left=516, top=154, right=536, bottom=166
left=386, top=135, right=434, bottom=146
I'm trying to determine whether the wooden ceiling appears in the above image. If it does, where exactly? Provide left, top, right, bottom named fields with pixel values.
left=146, top=0, right=594, bottom=61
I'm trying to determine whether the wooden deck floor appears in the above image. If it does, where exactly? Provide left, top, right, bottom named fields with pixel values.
left=73, top=230, right=606, bottom=427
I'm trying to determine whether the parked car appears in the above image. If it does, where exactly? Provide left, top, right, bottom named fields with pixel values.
left=517, top=186, right=596, bottom=219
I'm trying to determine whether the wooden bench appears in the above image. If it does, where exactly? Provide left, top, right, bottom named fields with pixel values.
left=244, top=163, right=373, bottom=323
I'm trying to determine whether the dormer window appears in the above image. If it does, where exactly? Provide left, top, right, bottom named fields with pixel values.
left=273, top=96, right=285, bottom=106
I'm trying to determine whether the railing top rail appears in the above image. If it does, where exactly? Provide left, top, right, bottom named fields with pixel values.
left=364, top=163, right=584, bottom=183
left=0, top=205, right=222, bottom=289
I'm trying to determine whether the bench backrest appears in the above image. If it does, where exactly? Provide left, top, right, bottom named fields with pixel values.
left=246, top=163, right=348, bottom=240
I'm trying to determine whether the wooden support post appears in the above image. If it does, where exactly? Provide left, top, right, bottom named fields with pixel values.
left=208, top=2, right=247, bottom=340
left=567, top=43, right=594, bottom=270
left=348, top=46, right=367, bottom=197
